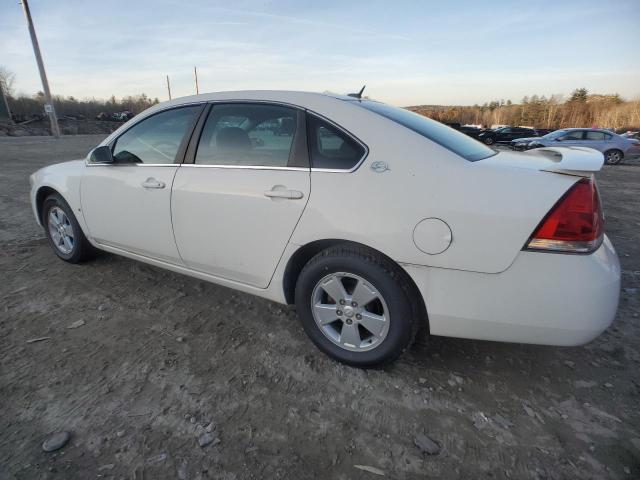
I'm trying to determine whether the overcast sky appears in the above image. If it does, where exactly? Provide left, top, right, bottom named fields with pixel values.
left=1, top=0, right=639, bottom=106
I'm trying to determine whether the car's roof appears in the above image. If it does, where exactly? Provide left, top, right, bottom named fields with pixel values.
left=559, top=127, right=611, bottom=132
left=157, top=90, right=360, bottom=109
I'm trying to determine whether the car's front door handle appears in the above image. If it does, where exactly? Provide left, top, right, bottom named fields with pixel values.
left=141, top=178, right=166, bottom=189
left=264, top=188, right=304, bottom=200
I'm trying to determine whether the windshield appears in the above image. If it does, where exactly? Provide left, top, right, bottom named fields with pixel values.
left=357, top=101, right=496, bottom=162
left=543, top=129, right=567, bottom=140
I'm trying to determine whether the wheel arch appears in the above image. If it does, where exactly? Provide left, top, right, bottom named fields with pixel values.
left=35, top=185, right=61, bottom=224
left=282, top=239, right=429, bottom=330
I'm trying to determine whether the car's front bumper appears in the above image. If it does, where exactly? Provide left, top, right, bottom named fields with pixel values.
left=403, top=235, right=620, bottom=346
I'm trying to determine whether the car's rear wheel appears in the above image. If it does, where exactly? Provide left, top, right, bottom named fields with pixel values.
left=43, top=193, right=95, bottom=263
left=294, top=244, right=420, bottom=367
left=483, top=137, right=495, bottom=145
left=604, top=149, right=624, bottom=165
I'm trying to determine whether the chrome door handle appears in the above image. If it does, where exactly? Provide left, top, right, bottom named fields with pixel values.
left=141, top=178, right=166, bottom=189
left=264, top=188, right=304, bottom=200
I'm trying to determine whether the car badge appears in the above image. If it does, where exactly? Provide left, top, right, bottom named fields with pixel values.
left=370, top=161, right=390, bottom=173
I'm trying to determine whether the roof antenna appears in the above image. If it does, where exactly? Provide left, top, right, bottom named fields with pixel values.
left=348, top=85, right=366, bottom=99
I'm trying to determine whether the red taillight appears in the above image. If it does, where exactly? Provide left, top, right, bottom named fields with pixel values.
left=526, top=178, right=604, bottom=253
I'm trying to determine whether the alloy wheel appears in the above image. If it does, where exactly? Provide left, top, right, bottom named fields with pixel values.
left=606, top=151, right=622, bottom=164
left=310, top=272, right=390, bottom=352
left=47, top=206, right=75, bottom=255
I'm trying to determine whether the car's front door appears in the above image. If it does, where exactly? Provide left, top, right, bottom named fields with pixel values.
left=556, top=130, right=585, bottom=147
left=171, top=103, right=310, bottom=288
left=496, top=127, right=512, bottom=142
left=81, top=104, right=203, bottom=263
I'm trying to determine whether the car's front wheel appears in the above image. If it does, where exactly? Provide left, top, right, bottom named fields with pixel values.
left=295, top=244, right=421, bottom=367
left=604, top=149, right=624, bottom=165
left=483, top=137, right=495, bottom=145
left=42, top=193, right=95, bottom=263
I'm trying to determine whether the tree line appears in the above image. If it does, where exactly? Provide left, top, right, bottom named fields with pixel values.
left=410, top=88, right=639, bottom=130
left=1, top=64, right=638, bottom=130
left=7, top=92, right=160, bottom=120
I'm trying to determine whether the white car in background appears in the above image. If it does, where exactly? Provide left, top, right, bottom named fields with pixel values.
left=30, top=91, right=621, bottom=367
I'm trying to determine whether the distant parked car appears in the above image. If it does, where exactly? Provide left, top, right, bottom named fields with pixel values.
left=445, top=122, right=482, bottom=139
left=477, top=126, right=537, bottom=145
left=459, top=125, right=482, bottom=139
left=534, top=128, right=556, bottom=137
left=621, top=131, right=640, bottom=141
left=511, top=128, right=640, bottom=164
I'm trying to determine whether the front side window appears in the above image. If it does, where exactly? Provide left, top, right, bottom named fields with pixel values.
left=357, top=101, right=495, bottom=162
left=195, top=104, right=298, bottom=167
left=111, top=106, right=201, bottom=164
left=560, top=131, right=585, bottom=141
left=306, top=114, right=366, bottom=170
left=585, top=131, right=605, bottom=141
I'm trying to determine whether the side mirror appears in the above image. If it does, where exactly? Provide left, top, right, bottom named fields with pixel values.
left=89, top=145, right=114, bottom=163
left=555, top=137, right=563, bottom=142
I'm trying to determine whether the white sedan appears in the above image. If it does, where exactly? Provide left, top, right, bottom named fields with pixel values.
left=30, top=91, right=621, bottom=367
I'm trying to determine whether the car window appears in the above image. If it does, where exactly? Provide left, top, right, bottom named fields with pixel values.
left=499, top=128, right=512, bottom=133
left=357, top=101, right=495, bottom=162
left=585, top=131, right=605, bottom=141
left=306, top=114, right=366, bottom=170
left=111, top=106, right=201, bottom=164
left=560, top=131, right=584, bottom=141
left=196, top=104, right=298, bottom=167
left=604, top=133, right=613, bottom=140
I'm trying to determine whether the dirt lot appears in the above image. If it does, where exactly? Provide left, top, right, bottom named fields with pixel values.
left=1, top=136, right=639, bottom=480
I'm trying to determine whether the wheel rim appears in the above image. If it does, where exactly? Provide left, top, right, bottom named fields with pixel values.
left=606, top=151, right=621, bottom=163
left=310, top=272, right=390, bottom=352
left=485, top=137, right=494, bottom=145
left=47, top=206, right=75, bottom=255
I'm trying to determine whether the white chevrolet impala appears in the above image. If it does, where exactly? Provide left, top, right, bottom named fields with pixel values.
left=30, top=91, right=621, bottom=367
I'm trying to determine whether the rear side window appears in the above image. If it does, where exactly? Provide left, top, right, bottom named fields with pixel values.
left=585, top=131, right=605, bottom=141
left=196, top=103, right=298, bottom=167
left=357, top=101, right=495, bottom=161
left=307, top=114, right=366, bottom=170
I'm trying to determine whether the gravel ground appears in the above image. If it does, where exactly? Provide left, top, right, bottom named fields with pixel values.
left=1, top=135, right=639, bottom=479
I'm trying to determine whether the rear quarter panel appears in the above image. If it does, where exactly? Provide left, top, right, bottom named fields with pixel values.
left=291, top=107, right=578, bottom=274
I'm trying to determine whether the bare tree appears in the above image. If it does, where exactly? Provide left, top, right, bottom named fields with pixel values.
left=0, top=66, right=16, bottom=96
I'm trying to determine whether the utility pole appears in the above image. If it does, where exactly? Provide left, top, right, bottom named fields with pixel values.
left=20, top=0, right=60, bottom=138
left=166, top=75, right=172, bottom=100
left=194, top=66, right=199, bottom=94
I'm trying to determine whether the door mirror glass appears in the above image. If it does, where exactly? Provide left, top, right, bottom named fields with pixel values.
left=89, top=145, right=114, bottom=163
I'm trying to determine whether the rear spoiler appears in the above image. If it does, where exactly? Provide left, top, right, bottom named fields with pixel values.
left=526, top=146, right=604, bottom=177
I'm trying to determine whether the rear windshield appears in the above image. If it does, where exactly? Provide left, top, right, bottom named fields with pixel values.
left=357, top=101, right=496, bottom=162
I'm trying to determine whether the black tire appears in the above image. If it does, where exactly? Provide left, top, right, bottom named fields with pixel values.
left=483, top=136, right=495, bottom=145
left=294, top=244, right=422, bottom=368
left=42, top=193, right=95, bottom=263
left=604, top=149, right=624, bottom=165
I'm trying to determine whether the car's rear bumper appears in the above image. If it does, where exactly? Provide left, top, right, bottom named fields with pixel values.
left=403, top=235, right=620, bottom=346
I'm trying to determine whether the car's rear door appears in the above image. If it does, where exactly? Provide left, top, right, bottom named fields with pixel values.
left=582, top=130, right=607, bottom=151
left=81, top=104, right=204, bottom=263
left=171, top=102, right=310, bottom=288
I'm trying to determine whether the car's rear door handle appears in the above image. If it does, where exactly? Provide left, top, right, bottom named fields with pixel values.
left=141, top=178, right=166, bottom=189
left=264, top=187, right=304, bottom=200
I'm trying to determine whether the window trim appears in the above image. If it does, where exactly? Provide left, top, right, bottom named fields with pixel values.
left=304, top=111, right=369, bottom=173
left=86, top=102, right=206, bottom=167
left=183, top=100, right=311, bottom=170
